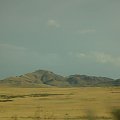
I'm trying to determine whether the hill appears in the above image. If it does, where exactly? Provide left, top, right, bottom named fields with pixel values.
left=0, top=70, right=119, bottom=87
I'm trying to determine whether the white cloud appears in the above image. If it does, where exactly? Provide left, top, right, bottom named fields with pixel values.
left=0, top=43, right=61, bottom=66
left=76, top=53, right=87, bottom=58
left=75, top=51, right=120, bottom=66
left=92, top=52, right=112, bottom=63
left=78, top=29, right=96, bottom=34
left=68, top=52, right=87, bottom=58
left=92, top=52, right=120, bottom=66
left=0, top=43, right=28, bottom=61
left=0, top=43, right=26, bottom=51
left=47, top=19, right=60, bottom=28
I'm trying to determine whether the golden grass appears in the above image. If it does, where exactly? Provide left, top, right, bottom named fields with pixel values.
left=0, top=87, right=119, bottom=120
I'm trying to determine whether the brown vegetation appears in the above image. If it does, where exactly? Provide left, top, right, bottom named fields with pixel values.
left=0, top=87, right=119, bottom=120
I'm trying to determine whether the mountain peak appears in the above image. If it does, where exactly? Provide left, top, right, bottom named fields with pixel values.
left=34, top=69, right=54, bottom=74
left=0, top=69, right=119, bottom=87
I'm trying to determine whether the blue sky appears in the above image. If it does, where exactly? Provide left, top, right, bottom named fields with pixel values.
left=0, top=0, right=120, bottom=79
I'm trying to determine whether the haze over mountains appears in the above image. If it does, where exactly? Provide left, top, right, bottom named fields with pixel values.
left=0, top=70, right=120, bottom=87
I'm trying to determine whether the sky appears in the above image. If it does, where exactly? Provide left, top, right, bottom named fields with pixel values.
left=0, top=0, right=120, bottom=79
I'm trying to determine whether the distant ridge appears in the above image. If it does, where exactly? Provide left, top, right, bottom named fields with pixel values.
left=0, top=70, right=119, bottom=87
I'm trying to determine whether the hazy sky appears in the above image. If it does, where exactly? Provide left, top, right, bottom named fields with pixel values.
left=0, top=0, right=120, bottom=79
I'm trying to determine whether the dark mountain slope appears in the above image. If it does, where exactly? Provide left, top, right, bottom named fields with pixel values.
left=67, top=75, right=114, bottom=87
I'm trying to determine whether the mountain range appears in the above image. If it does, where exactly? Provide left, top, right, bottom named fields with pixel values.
left=0, top=70, right=120, bottom=87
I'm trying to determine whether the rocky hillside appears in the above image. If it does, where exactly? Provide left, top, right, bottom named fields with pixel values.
left=0, top=70, right=119, bottom=87
left=0, top=70, right=68, bottom=87
left=67, top=75, right=114, bottom=87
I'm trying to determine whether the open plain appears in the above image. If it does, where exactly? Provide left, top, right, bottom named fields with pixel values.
left=0, top=87, right=119, bottom=120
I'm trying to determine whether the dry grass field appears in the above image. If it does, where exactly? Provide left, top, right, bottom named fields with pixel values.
left=0, top=87, right=120, bottom=120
